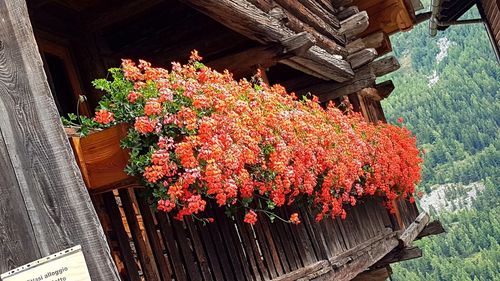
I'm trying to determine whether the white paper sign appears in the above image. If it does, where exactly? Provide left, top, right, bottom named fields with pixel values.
left=1, top=245, right=91, bottom=281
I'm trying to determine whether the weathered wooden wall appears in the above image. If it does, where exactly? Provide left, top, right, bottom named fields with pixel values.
left=0, top=0, right=119, bottom=279
left=93, top=188, right=417, bottom=281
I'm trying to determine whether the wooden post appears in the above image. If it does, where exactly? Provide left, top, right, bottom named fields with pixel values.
left=0, top=1, right=120, bottom=279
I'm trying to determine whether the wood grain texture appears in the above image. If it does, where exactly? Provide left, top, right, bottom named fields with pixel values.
left=0, top=128, right=41, bottom=273
left=69, top=123, right=134, bottom=193
left=249, top=0, right=348, bottom=57
left=180, top=0, right=354, bottom=82
left=0, top=1, right=119, bottom=279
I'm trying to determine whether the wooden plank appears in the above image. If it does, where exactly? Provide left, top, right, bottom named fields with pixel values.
left=203, top=207, right=237, bottom=280
left=249, top=0, right=347, bottom=57
left=329, top=229, right=398, bottom=268
left=287, top=210, right=316, bottom=265
left=118, top=189, right=161, bottom=281
left=313, top=65, right=376, bottom=102
left=256, top=215, right=286, bottom=276
left=352, top=267, right=391, bottom=281
left=135, top=191, right=173, bottom=281
left=296, top=55, right=399, bottom=102
left=374, top=80, right=395, bottom=100
left=399, top=212, right=430, bottom=247
left=262, top=214, right=291, bottom=273
left=416, top=220, right=445, bottom=239
left=235, top=218, right=266, bottom=281
left=102, top=192, right=141, bottom=281
left=213, top=209, right=250, bottom=281
left=339, top=11, right=369, bottom=39
left=370, top=55, right=401, bottom=77
left=273, top=0, right=343, bottom=41
left=0, top=1, right=119, bottom=279
left=298, top=0, right=341, bottom=28
left=156, top=214, right=189, bottom=281
left=275, top=209, right=301, bottom=270
left=301, top=209, right=329, bottom=260
left=0, top=128, right=41, bottom=272
left=207, top=31, right=315, bottom=77
left=251, top=220, right=280, bottom=278
left=184, top=219, right=214, bottom=281
left=373, top=246, right=422, bottom=267
left=170, top=219, right=203, bottom=281
left=348, top=48, right=377, bottom=69
left=180, top=0, right=354, bottom=82
left=195, top=219, right=226, bottom=281
left=270, top=260, right=329, bottom=281
left=337, top=6, right=359, bottom=20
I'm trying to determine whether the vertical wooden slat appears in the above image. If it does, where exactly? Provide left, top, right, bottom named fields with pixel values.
left=335, top=217, right=353, bottom=249
left=195, top=220, right=225, bottom=281
left=253, top=218, right=283, bottom=277
left=0, top=1, right=119, bottom=279
left=156, top=214, right=189, bottom=281
left=213, top=208, right=248, bottom=281
left=102, top=192, right=142, bottom=281
left=119, top=189, right=160, bottom=281
left=170, top=219, right=203, bottom=281
left=301, top=209, right=329, bottom=260
left=250, top=221, right=279, bottom=278
left=286, top=210, right=316, bottom=265
left=269, top=218, right=295, bottom=271
left=135, top=192, right=173, bottom=281
left=235, top=218, right=266, bottom=281
left=204, top=208, right=236, bottom=281
left=276, top=208, right=301, bottom=269
left=261, top=215, right=290, bottom=273
left=185, top=219, right=214, bottom=281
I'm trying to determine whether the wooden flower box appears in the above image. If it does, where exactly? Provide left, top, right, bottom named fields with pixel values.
left=67, top=123, right=136, bottom=193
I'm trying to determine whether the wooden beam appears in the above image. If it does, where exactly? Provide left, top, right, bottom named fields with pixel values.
left=373, top=246, right=422, bottom=268
left=352, top=267, right=392, bottom=281
left=370, top=55, right=401, bottom=77
left=269, top=229, right=400, bottom=281
left=346, top=31, right=389, bottom=55
left=180, top=0, right=354, bottom=82
left=340, top=11, right=370, bottom=39
left=374, top=80, right=395, bottom=100
left=399, top=212, right=430, bottom=247
left=297, top=55, right=399, bottom=101
left=337, top=6, right=359, bottom=21
left=0, top=0, right=120, bottom=279
left=363, top=31, right=393, bottom=55
left=416, top=220, right=445, bottom=240
left=285, top=47, right=352, bottom=80
left=320, top=230, right=399, bottom=281
left=272, top=0, right=343, bottom=43
left=207, top=32, right=315, bottom=76
left=249, top=0, right=347, bottom=56
left=348, top=47, right=377, bottom=69
left=297, top=0, right=341, bottom=28
left=270, top=260, right=329, bottom=281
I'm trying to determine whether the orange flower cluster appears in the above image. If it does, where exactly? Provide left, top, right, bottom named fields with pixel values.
left=94, top=109, right=114, bottom=124
left=94, top=52, right=422, bottom=225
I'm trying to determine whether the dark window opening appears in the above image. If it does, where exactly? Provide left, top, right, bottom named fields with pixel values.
left=42, top=52, right=77, bottom=115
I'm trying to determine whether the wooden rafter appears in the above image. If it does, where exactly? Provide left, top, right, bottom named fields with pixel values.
left=179, top=0, right=354, bottom=82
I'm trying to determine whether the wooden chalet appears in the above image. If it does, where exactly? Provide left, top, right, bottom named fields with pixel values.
left=0, top=0, right=447, bottom=280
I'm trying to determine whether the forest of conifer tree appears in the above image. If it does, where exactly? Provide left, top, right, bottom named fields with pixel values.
left=382, top=4, right=499, bottom=280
